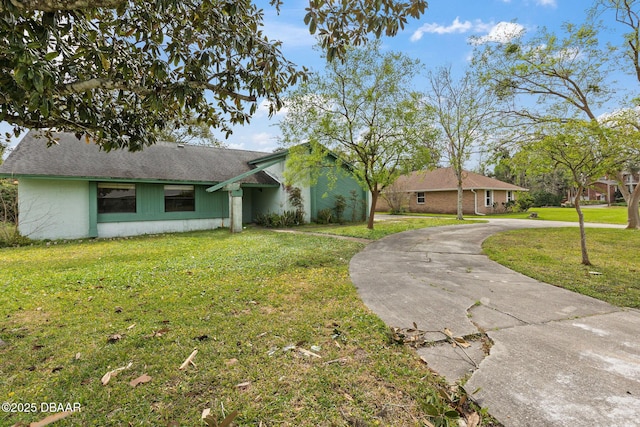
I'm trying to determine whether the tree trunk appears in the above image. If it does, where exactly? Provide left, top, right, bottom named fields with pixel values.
left=615, top=171, right=640, bottom=229
left=626, top=185, right=640, bottom=229
left=456, top=184, right=464, bottom=220
left=367, top=189, right=379, bottom=230
left=574, top=188, right=591, bottom=266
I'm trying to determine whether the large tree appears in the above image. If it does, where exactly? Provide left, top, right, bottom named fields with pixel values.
left=472, top=20, right=640, bottom=227
left=0, top=0, right=427, bottom=151
left=424, top=66, right=500, bottom=220
left=591, top=0, right=640, bottom=228
left=279, top=43, right=438, bottom=229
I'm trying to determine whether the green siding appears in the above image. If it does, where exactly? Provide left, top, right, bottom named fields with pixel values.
left=311, top=167, right=367, bottom=222
left=96, top=183, right=228, bottom=223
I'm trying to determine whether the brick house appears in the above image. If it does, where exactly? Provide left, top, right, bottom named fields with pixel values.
left=378, top=167, right=528, bottom=215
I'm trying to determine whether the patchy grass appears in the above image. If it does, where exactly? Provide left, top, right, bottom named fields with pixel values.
left=483, top=228, right=640, bottom=308
left=1, top=229, right=466, bottom=426
left=306, top=217, right=484, bottom=240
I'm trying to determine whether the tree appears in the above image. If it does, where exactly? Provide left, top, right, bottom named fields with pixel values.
left=424, top=66, right=500, bottom=220
left=155, top=120, right=223, bottom=147
left=0, top=0, right=427, bottom=151
left=591, top=0, right=640, bottom=228
left=279, top=43, right=438, bottom=229
left=472, top=20, right=640, bottom=226
left=517, top=120, right=618, bottom=265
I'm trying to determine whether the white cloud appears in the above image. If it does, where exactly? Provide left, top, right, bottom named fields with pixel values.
left=536, top=0, right=557, bottom=7
left=470, top=21, right=525, bottom=45
left=411, top=17, right=494, bottom=42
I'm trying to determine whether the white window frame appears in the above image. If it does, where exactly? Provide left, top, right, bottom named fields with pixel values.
left=506, top=191, right=514, bottom=202
left=485, top=190, right=493, bottom=207
left=416, top=192, right=425, bottom=204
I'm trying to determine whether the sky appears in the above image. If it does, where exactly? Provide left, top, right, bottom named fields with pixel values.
left=218, top=0, right=631, bottom=153
left=1, top=0, right=633, bottom=158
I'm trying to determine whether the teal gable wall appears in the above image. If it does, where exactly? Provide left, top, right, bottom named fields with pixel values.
left=310, top=167, right=367, bottom=222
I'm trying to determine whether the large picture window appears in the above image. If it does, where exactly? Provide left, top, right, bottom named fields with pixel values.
left=164, top=185, right=195, bottom=212
left=98, top=183, right=136, bottom=213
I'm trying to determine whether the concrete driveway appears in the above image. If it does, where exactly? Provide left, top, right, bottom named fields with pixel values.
left=349, top=218, right=640, bottom=427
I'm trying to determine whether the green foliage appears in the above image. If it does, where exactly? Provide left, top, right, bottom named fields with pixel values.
left=286, top=185, right=305, bottom=225
left=531, top=191, right=563, bottom=207
left=0, top=179, right=17, bottom=223
left=334, top=194, right=346, bottom=223
left=255, top=210, right=299, bottom=228
left=0, top=0, right=426, bottom=151
left=280, top=42, right=438, bottom=228
left=316, top=208, right=333, bottom=224
left=515, top=192, right=534, bottom=212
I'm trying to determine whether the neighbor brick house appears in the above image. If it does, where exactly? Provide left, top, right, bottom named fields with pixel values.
left=377, top=167, right=528, bottom=215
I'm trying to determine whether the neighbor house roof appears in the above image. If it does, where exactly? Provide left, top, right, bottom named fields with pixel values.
left=395, top=167, right=527, bottom=192
left=0, top=131, right=279, bottom=186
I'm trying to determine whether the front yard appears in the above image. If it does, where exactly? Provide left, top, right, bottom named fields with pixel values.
left=1, top=228, right=459, bottom=426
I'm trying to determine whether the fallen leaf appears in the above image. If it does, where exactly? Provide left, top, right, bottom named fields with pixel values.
left=443, top=328, right=453, bottom=338
left=101, top=362, right=133, bottom=385
left=129, top=374, right=152, bottom=387
left=467, top=412, right=481, bottom=427
left=75, top=352, right=81, bottom=360
left=201, top=408, right=211, bottom=420
left=179, top=349, right=198, bottom=370
left=236, top=381, right=251, bottom=389
left=453, top=336, right=471, bottom=348
left=297, top=347, right=321, bottom=358
left=126, top=323, right=136, bottom=330
left=225, top=358, right=238, bottom=366
left=29, top=411, right=73, bottom=427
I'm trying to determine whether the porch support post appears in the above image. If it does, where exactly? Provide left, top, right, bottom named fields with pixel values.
left=225, top=183, right=243, bottom=233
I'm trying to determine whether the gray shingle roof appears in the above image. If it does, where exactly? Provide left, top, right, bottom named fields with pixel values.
left=0, top=131, right=279, bottom=186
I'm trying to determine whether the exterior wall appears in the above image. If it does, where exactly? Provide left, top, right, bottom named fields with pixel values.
left=97, top=218, right=227, bottom=238
left=258, top=161, right=312, bottom=222
left=378, top=189, right=517, bottom=215
left=18, top=178, right=90, bottom=240
left=311, top=169, right=367, bottom=222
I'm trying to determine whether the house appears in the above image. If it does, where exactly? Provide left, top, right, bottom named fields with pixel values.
left=0, top=131, right=367, bottom=240
left=377, top=167, right=527, bottom=215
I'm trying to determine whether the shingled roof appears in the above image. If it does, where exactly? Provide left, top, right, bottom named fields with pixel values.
left=0, top=131, right=279, bottom=186
left=396, top=168, right=527, bottom=192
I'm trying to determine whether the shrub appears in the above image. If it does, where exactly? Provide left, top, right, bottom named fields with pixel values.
left=286, top=185, right=305, bottom=225
left=317, top=208, right=333, bottom=224
left=334, top=195, right=347, bottom=223
left=0, top=179, right=18, bottom=224
left=515, top=192, right=534, bottom=212
left=531, top=191, right=563, bottom=207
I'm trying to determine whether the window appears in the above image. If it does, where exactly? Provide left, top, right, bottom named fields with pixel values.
left=417, top=192, right=425, bottom=204
left=98, top=183, right=136, bottom=213
left=485, top=190, right=493, bottom=207
left=164, top=185, right=195, bottom=212
left=506, top=191, right=514, bottom=202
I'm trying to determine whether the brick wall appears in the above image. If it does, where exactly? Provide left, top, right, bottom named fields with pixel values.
left=377, top=190, right=517, bottom=214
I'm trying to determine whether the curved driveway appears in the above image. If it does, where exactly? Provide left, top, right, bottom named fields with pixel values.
left=349, top=218, right=640, bottom=427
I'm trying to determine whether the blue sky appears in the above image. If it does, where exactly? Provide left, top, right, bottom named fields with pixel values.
left=221, top=0, right=629, bottom=153
left=1, top=0, right=632, bottom=157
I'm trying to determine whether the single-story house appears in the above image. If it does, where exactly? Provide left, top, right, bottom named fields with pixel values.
left=0, top=131, right=367, bottom=240
left=377, top=167, right=528, bottom=215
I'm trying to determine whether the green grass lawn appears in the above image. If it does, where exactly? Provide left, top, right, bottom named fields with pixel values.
left=483, top=228, right=640, bottom=308
left=490, top=206, right=629, bottom=224
left=0, top=229, right=460, bottom=426
left=304, top=217, right=484, bottom=240
left=394, top=206, right=630, bottom=225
